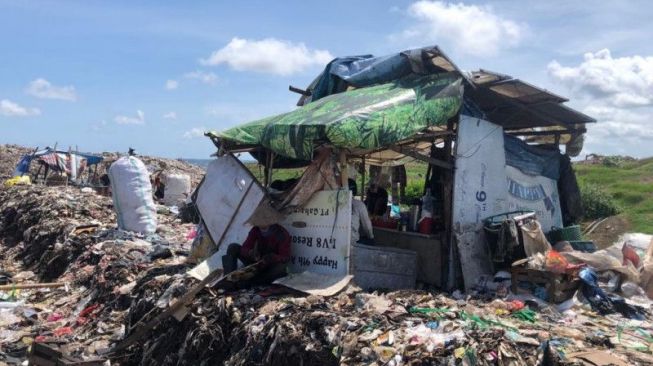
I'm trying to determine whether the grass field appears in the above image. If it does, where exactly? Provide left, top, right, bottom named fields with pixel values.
left=245, top=161, right=431, bottom=202
left=575, top=158, right=653, bottom=233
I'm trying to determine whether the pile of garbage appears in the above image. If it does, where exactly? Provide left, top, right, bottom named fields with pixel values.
left=2, top=185, right=653, bottom=365
left=0, top=184, right=195, bottom=364
left=0, top=145, right=33, bottom=181
left=0, top=186, right=653, bottom=365
left=0, top=144, right=206, bottom=189
left=0, top=185, right=116, bottom=280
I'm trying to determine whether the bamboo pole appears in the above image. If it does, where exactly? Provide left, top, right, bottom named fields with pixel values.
left=339, top=150, right=348, bottom=187
left=361, top=156, right=366, bottom=201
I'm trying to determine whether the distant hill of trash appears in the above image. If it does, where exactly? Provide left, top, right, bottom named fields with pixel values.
left=0, top=144, right=206, bottom=187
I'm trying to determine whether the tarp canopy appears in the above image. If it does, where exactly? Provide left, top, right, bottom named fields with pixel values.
left=213, top=73, right=463, bottom=161
left=299, top=45, right=465, bottom=105
left=209, top=45, right=595, bottom=164
left=14, top=148, right=103, bottom=176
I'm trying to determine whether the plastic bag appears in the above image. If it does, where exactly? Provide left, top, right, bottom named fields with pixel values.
left=188, top=224, right=217, bottom=264
left=638, top=238, right=653, bottom=299
left=544, top=250, right=569, bottom=274
left=163, top=172, right=191, bottom=206
left=108, top=156, right=157, bottom=234
left=3, top=176, right=31, bottom=187
left=622, top=242, right=640, bottom=268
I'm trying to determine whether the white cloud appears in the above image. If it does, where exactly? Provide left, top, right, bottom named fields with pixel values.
left=183, top=127, right=207, bottom=139
left=584, top=106, right=653, bottom=139
left=25, top=78, right=77, bottom=101
left=163, top=111, right=177, bottom=120
left=581, top=105, right=653, bottom=157
left=0, top=99, right=41, bottom=117
left=548, top=49, right=653, bottom=108
left=165, top=79, right=179, bottom=90
left=115, top=110, right=145, bottom=125
left=393, top=1, right=525, bottom=57
left=548, top=49, right=653, bottom=156
left=200, top=37, right=333, bottom=75
left=184, top=70, right=218, bottom=85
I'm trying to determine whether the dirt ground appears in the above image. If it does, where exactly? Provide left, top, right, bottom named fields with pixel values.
left=583, top=214, right=631, bottom=249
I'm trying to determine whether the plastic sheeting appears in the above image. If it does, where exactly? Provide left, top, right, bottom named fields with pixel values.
left=216, top=73, right=463, bottom=161
left=304, top=46, right=484, bottom=118
left=558, top=154, right=583, bottom=225
left=504, top=135, right=560, bottom=180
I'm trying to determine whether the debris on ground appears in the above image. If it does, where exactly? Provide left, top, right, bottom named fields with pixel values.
left=1, top=145, right=653, bottom=365
left=1, top=183, right=652, bottom=365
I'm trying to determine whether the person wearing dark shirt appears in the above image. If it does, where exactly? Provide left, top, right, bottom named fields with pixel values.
left=365, top=184, right=389, bottom=216
left=222, top=213, right=291, bottom=288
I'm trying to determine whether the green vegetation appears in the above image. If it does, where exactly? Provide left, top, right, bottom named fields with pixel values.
left=245, top=161, right=430, bottom=200
left=575, top=157, right=653, bottom=233
left=579, top=182, right=621, bottom=219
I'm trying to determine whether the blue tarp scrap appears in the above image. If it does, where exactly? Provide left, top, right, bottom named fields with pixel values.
left=13, top=155, right=33, bottom=176
left=74, top=153, right=103, bottom=166
left=504, top=135, right=560, bottom=180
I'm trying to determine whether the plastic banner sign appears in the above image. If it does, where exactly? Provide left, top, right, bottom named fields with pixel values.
left=281, top=190, right=352, bottom=276
left=505, top=165, right=563, bottom=232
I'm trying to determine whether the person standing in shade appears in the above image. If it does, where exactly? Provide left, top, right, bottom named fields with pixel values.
left=365, top=183, right=389, bottom=216
left=349, top=179, right=375, bottom=245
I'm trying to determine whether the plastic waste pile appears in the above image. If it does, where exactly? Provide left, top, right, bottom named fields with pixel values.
left=1, top=183, right=653, bottom=364
left=0, top=184, right=651, bottom=365
left=0, top=184, right=195, bottom=364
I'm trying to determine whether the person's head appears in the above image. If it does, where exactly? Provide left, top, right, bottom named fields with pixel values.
left=247, top=201, right=284, bottom=230
left=369, top=184, right=379, bottom=193
left=348, top=178, right=357, bottom=196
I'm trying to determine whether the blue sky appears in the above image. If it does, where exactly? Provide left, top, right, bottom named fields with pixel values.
left=2, top=0, right=653, bottom=158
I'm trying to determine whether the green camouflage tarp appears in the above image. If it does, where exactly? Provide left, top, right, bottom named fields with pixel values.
left=214, top=72, right=463, bottom=161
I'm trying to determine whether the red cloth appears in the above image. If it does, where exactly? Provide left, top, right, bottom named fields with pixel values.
left=241, top=224, right=291, bottom=265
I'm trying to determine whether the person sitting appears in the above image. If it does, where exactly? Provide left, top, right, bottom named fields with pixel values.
left=349, top=179, right=375, bottom=245
left=222, top=207, right=290, bottom=288
left=365, top=183, right=389, bottom=216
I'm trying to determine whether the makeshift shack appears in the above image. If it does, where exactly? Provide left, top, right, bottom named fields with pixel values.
left=196, top=45, right=594, bottom=291
left=14, top=146, right=104, bottom=186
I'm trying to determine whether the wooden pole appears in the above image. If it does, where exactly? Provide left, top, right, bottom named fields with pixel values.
left=339, top=150, right=348, bottom=187
left=263, top=151, right=271, bottom=187
left=443, top=116, right=457, bottom=290
left=265, top=151, right=275, bottom=188
left=361, top=156, right=366, bottom=201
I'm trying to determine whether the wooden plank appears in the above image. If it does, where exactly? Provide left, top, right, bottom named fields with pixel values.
left=339, top=150, right=348, bottom=187
left=442, top=117, right=455, bottom=289
left=504, top=129, right=585, bottom=136
left=389, top=145, right=453, bottom=169
left=108, top=268, right=224, bottom=354
left=0, top=282, right=66, bottom=291
left=288, top=85, right=311, bottom=96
